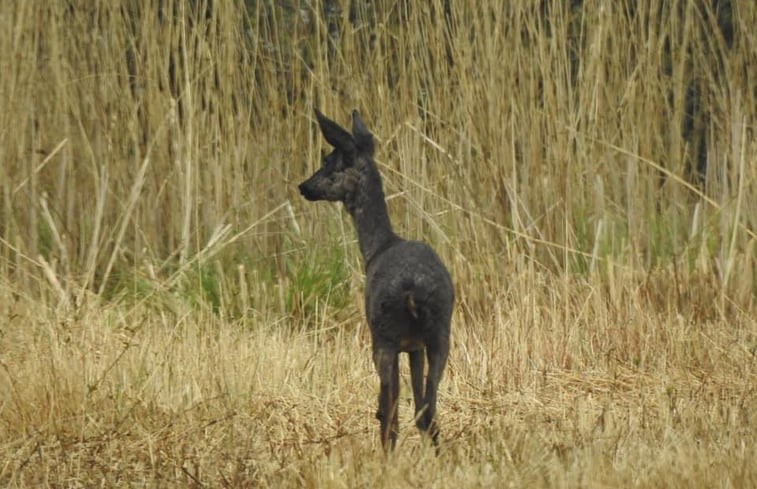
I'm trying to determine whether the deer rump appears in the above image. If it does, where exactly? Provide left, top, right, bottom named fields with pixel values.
left=364, top=240, right=453, bottom=353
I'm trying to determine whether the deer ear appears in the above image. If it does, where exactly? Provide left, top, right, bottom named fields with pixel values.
left=315, top=109, right=355, bottom=154
left=351, top=110, right=374, bottom=155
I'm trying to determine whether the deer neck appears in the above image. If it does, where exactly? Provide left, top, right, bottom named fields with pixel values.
left=345, top=167, right=398, bottom=268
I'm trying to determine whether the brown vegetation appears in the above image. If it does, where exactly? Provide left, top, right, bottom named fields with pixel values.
left=0, top=1, right=754, bottom=487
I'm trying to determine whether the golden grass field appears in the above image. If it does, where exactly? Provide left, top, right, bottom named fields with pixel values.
left=0, top=1, right=755, bottom=487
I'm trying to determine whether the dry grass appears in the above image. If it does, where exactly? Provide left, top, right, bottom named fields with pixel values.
left=0, top=1, right=755, bottom=487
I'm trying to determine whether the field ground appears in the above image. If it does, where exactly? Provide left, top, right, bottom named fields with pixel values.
left=1, top=271, right=754, bottom=487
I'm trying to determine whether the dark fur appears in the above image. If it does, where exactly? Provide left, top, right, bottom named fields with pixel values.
left=299, top=109, right=454, bottom=450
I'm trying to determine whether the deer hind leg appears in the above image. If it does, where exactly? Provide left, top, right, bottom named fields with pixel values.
left=409, top=349, right=427, bottom=429
left=420, top=338, right=449, bottom=444
left=373, top=347, right=400, bottom=450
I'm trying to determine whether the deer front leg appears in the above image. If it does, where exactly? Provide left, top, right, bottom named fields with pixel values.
left=373, top=347, right=399, bottom=450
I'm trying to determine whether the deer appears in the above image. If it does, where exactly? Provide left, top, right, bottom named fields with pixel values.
left=298, top=109, right=454, bottom=450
